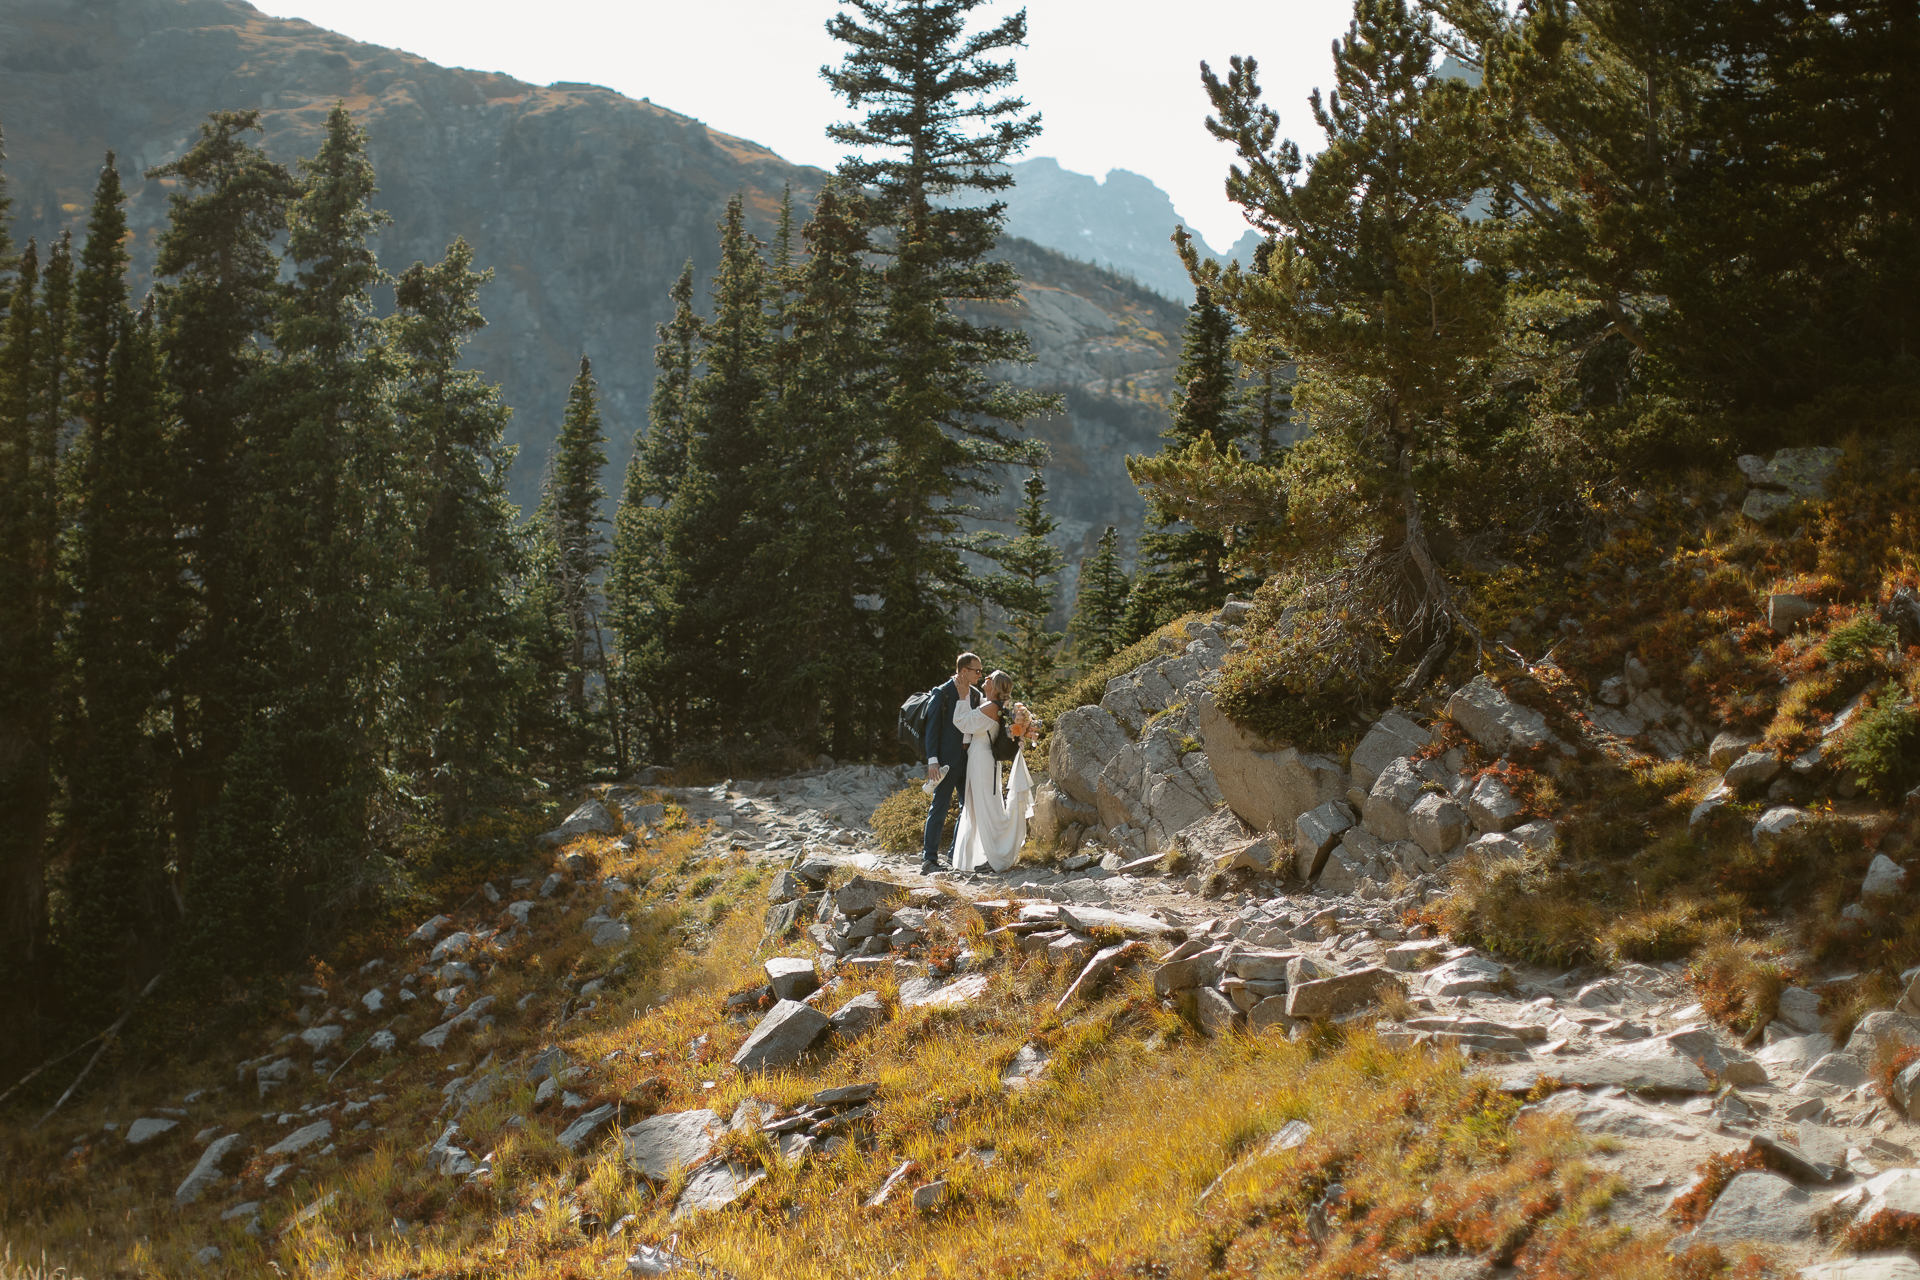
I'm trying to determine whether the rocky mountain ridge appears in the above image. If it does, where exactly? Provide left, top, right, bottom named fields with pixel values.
left=0, top=0, right=1185, bottom=546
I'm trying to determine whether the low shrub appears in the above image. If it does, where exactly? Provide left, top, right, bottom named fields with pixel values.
left=1667, top=1149, right=1773, bottom=1227
left=1846, top=1209, right=1920, bottom=1254
left=1835, top=692, right=1920, bottom=800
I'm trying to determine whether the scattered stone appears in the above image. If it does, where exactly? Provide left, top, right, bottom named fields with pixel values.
left=408, top=914, right=451, bottom=945
left=176, top=1134, right=247, bottom=1205
left=299, top=1025, right=344, bottom=1054
left=1466, top=775, right=1524, bottom=834
left=835, top=876, right=907, bottom=917
left=1194, top=986, right=1242, bottom=1037
left=1407, top=793, right=1469, bottom=859
left=1502, top=1044, right=1711, bottom=1094
left=1708, top=731, right=1761, bottom=769
left=125, top=1118, right=178, bottom=1145
left=537, top=799, right=615, bottom=847
left=1294, top=801, right=1356, bottom=879
left=1285, top=966, right=1402, bottom=1020
left=557, top=1104, right=617, bottom=1154
left=1001, top=1044, right=1049, bottom=1090
left=1825, top=1168, right=1920, bottom=1232
left=765, top=957, right=819, bottom=1002
left=865, top=1160, right=920, bottom=1208
left=1775, top=986, right=1824, bottom=1035
left=1753, top=806, right=1812, bottom=852
left=730, top=1000, right=829, bottom=1073
left=1768, top=594, right=1817, bottom=634
left=911, top=1181, right=948, bottom=1209
left=1447, top=675, right=1558, bottom=755
left=622, top=1109, right=723, bottom=1180
left=672, top=1162, right=765, bottom=1220
left=1864, top=854, right=1909, bottom=898
left=1056, top=941, right=1145, bottom=1011
left=1847, top=1011, right=1920, bottom=1061
left=1725, top=750, right=1783, bottom=789
left=906, top=974, right=991, bottom=1010
left=1421, top=955, right=1512, bottom=997
left=1348, top=712, right=1428, bottom=792
left=1530, top=1090, right=1702, bottom=1141
left=1798, top=1257, right=1920, bottom=1280
left=828, top=992, right=885, bottom=1041
left=1684, top=1171, right=1813, bottom=1247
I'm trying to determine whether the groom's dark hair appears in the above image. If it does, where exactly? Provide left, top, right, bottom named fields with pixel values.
left=954, top=651, right=980, bottom=672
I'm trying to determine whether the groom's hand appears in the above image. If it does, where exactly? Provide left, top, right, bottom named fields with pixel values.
left=926, top=760, right=941, bottom=782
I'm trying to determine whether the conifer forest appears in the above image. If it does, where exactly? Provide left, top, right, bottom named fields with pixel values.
left=0, top=0, right=1915, bottom=1111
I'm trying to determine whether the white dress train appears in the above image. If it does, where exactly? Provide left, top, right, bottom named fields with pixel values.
left=950, top=700, right=1033, bottom=874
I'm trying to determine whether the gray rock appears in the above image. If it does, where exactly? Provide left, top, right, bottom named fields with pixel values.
left=1502, top=1045, right=1711, bottom=1094
left=265, top=1118, right=331, bottom=1157
left=175, top=1133, right=246, bottom=1205
left=1664, top=1027, right=1767, bottom=1086
left=1285, top=967, right=1403, bottom=1020
left=911, top=1180, right=949, bottom=1209
left=1421, top=955, right=1512, bottom=997
left=1709, top=731, right=1761, bottom=769
left=1057, top=942, right=1145, bottom=1011
left=1193, top=985, right=1242, bottom=1037
left=910, top=974, right=992, bottom=1009
left=1530, top=1090, right=1703, bottom=1141
left=1768, top=594, right=1817, bottom=634
left=1050, top=706, right=1131, bottom=808
left=730, top=999, right=830, bottom=1073
left=1797, top=1052, right=1868, bottom=1093
left=1362, top=758, right=1424, bottom=844
left=1687, top=1171, right=1813, bottom=1246
left=1001, top=1044, right=1049, bottom=1090
left=557, top=1104, right=618, bottom=1154
left=538, top=798, right=615, bottom=847
left=1225, top=947, right=1297, bottom=983
left=1689, top=782, right=1736, bottom=835
left=1864, top=854, right=1909, bottom=898
left=1447, top=676, right=1556, bottom=755
left=1293, top=801, right=1356, bottom=880
left=622, top=1109, right=724, bottom=1180
left=299, top=1024, right=344, bottom=1054
left=1776, top=985, right=1824, bottom=1035
left=1753, top=806, right=1812, bottom=851
left=1348, top=711, right=1428, bottom=792
left=1847, top=1011, right=1920, bottom=1061
left=1154, top=946, right=1226, bottom=994
left=828, top=992, right=883, bottom=1042
left=1192, top=692, right=1344, bottom=836
left=1248, top=997, right=1298, bottom=1035
left=764, top=957, right=819, bottom=1002
left=589, top=918, right=631, bottom=948
left=1795, top=1122, right=1852, bottom=1170
left=767, top=870, right=808, bottom=904
left=1756, top=1033, right=1835, bottom=1076
left=1726, top=750, right=1783, bottom=789
left=1827, top=1169, right=1920, bottom=1233
left=835, top=876, right=907, bottom=918
left=1407, top=793, right=1468, bottom=859
left=1745, top=489, right=1800, bottom=521
left=125, top=1117, right=179, bottom=1145
left=1762, top=446, right=1844, bottom=498
left=1466, top=775, right=1524, bottom=834
left=672, top=1162, right=765, bottom=1220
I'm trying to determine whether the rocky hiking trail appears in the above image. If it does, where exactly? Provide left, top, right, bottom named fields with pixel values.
left=22, top=443, right=1920, bottom=1278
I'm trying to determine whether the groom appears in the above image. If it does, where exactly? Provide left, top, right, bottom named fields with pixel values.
left=921, top=652, right=984, bottom=874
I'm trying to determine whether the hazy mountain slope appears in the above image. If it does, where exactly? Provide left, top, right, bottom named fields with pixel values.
left=0, top=0, right=1183, bottom=545
left=954, top=157, right=1265, bottom=302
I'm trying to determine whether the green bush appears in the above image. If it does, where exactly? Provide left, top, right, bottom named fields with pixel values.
left=1836, top=693, right=1920, bottom=800
left=1823, top=615, right=1899, bottom=672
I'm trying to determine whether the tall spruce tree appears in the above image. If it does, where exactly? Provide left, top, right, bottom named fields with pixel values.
left=147, top=110, right=299, bottom=961
left=985, top=470, right=1067, bottom=699
left=58, top=159, right=184, bottom=1016
left=0, top=238, right=51, bottom=1050
left=389, top=238, right=524, bottom=821
left=608, top=263, right=700, bottom=764
left=543, top=356, right=610, bottom=739
left=1070, top=525, right=1131, bottom=668
left=1126, top=248, right=1263, bottom=637
left=745, top=181, right=887, bottom=754
left=823, top=0, right=1058, bottom=709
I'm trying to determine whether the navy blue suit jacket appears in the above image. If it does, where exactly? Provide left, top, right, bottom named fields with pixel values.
left=923, top=678, right=980, bottom=768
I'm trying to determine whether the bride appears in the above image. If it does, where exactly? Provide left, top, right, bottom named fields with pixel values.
left=950, top=670, right=1036, bottom=874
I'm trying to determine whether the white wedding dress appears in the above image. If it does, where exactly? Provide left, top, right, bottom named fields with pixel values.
left=950, top=700, right=1033, bottom=874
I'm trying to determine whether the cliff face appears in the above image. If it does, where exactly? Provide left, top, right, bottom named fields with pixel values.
left=0, top=0, right=1179, bottom=548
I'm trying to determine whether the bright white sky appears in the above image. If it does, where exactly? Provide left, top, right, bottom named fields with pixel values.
left=265, top=0, right=1355, bottom=252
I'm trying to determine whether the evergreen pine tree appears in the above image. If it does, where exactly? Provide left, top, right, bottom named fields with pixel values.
left=1126, top=247, right=1262, bottom=638
left=985, top=470, right=1067, bottom=699
left=388, top=238, right=524, bottom=821
left=545, top=356, right=610, bottom=739
left=823, top=0, right=1060, bottom=709
left=147, top=111, right=299, bottom=940
left=1070, top=525, right=1131, bottom=667
left=0, top=238, right=50, bottom=1050
left=60, top=298, right=182, bottom=1014
left=266, top=101, right=396, bottom=899
left=608, top=263, right=700, bottom=764
left=744, top=181, right=887, bottom=754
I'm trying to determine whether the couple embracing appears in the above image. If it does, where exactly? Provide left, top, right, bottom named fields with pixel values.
left=920, top=652, right=1042, bottom=876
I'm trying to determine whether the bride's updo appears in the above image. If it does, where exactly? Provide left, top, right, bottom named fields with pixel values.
left=986, top=671, right=1012, bottom=703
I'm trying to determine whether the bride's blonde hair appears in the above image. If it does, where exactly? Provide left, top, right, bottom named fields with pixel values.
left=986, top=670, right=1012, bottom=702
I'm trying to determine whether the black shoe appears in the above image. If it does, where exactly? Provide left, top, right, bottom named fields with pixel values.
left=920, top=862, right=939, bottom=875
